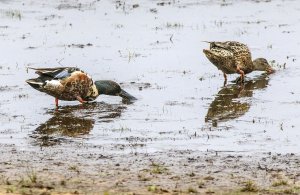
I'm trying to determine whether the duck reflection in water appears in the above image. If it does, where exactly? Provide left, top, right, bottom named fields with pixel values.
left=205, top=75, right=269, bottom=126
left=30, top=102, right=126, bottom=146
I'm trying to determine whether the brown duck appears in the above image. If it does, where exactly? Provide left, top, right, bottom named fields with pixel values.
left=26, top=67, right=137, bottom=107
left=203, top=41, right=274, bottom=83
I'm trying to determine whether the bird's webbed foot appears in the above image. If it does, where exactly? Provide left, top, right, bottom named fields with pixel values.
left=76, top=96, right=88, bottom=104
left=234, top=76, right=245, bottom=84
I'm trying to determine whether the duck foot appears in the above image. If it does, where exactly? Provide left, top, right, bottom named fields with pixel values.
left=236, top=66, right=245, bottom=84
left=234, top=76, right=245, bottom=84
left=76, top=96, right=88, bottom=104
left=223, top=73, right=228, bottom=86
left=55, top=98, right=59, bottom=107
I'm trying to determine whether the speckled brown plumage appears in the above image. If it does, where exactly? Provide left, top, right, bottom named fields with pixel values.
left=203, top=41, right=273, bottom=83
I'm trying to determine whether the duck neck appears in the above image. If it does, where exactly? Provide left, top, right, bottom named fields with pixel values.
left=252, top=59, right=262, bottom=71
left=253, top=61, right=259, bottom=71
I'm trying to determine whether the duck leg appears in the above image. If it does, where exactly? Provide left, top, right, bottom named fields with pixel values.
left=236, top=66, right=245, bottom=83
left=76, top=96, right=87, bottom=104
left=55, top=98, right=59, bottom=107
left=223, top=72, right=227, bottom=85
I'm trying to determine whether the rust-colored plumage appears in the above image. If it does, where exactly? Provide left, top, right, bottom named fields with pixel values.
left=26, top=67, right=96, bottom=106
left=26, top=67, right=136, bottom=107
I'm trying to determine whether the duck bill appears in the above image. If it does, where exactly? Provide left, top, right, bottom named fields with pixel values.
left=266, top=67, right=275, bottom=74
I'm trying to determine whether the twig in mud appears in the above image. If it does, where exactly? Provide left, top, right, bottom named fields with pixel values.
left=205, top=129, right=210, bottom=141
left=25, top=64, right=32, bottom=73
left=208, top=150, right=247, bottom=153
left=170, top=34, right=173, bottom=43
left=258, top=162, right=268, bottom=171
left=57, top=58, right=64, bottom=66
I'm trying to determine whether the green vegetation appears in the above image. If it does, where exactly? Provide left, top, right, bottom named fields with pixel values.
left=26, top=170, right=37, bottom=183
left=272, top=180, right=288, bottom=187
left=149, top=162, right=168, bottom=174
left=68, top=165, right=80, bottom=173
left=147, top=185, right=157, bottom=192
left=203, top=175, right=214, bottom=180
left=187, top=186, right=197, bottom=193
left=240, top=180, right=258, bottom=192
left=0, top=9, right=22, bottom=20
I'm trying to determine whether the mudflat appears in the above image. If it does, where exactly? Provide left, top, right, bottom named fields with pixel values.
left=0, top=0, right=300, bottom=194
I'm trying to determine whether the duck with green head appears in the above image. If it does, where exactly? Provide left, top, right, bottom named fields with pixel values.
left=26, top=67, right=137, bottom=107
left=203, top=41, right=274, bottom=83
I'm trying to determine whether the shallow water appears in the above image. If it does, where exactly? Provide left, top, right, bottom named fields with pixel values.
left=0, top=0, right=299, bottom=155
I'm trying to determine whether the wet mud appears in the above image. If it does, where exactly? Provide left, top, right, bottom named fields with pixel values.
left=0, top=0, right=300, bottom=194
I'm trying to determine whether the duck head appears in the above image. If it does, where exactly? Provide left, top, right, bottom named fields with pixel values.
left=84, top=83, right=99, bottom=101
left=253, top=58, right=275, bottom=74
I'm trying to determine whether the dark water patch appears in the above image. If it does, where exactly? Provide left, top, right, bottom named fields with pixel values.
left=62, top=43, right=93, bottom=49
left=114, top=1, right=142, bottom=13
left=57, top=4, right=81, bottom=10
left=120, top=82, right=151, bottom=90
left=25, top=46, right=38, bottom=50
left=0, top=85, right=18, bottom=91
left=30, top=102, right=126, bottom=147
left=35, top=115, right=94, bottom=137
left=205, top=74, right=269, bottom=125
left=39, top=14, right=62, bottom=21
left=78, top=153, right=112, bottom=160
left=56, top=2, right=97, bottom=11
left=157, top=1, right=173, bottom=6
left=165, top=101, right=193, bottom=107
left=13, top=94, right=29, bottom=99
left=0, top=9, right=22, bottom=20
left=149, top=8, right=158, bottom=13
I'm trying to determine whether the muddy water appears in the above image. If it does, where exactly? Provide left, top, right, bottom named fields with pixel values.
left=0, top=0, right=299, bottom=157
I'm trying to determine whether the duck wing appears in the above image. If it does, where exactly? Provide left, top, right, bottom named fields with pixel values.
left=28, top=67, right=80, bottom=79
left=208, top=41, right=253, bottom=72
left=209, top=41, right=248, bottom=53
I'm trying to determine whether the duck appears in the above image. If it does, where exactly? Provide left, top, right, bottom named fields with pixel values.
left=205, top=74, right=269, bottom=125
left=203, top=41, right=274, bottom=83
left=26, top=67, right=137, bottom=107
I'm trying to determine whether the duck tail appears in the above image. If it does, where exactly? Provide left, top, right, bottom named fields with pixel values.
left=119, top=89, right=137, bottom=101
left=202, top=41, right=216, bottom=50
left=26, top=78, right=44, bottom=90
left=202, top=41, right=214, bottom=44
left=27, top=66, right=39, bottom=70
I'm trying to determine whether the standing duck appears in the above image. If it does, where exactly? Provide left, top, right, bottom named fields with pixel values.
left=26, top=67, right=137, bottom=107
left=203, top=41, right=274, bottom=83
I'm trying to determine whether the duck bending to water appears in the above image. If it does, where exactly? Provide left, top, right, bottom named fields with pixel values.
left=26, top=67, right=137, bottom=107
left=203, top=41, right=274, bottom=83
